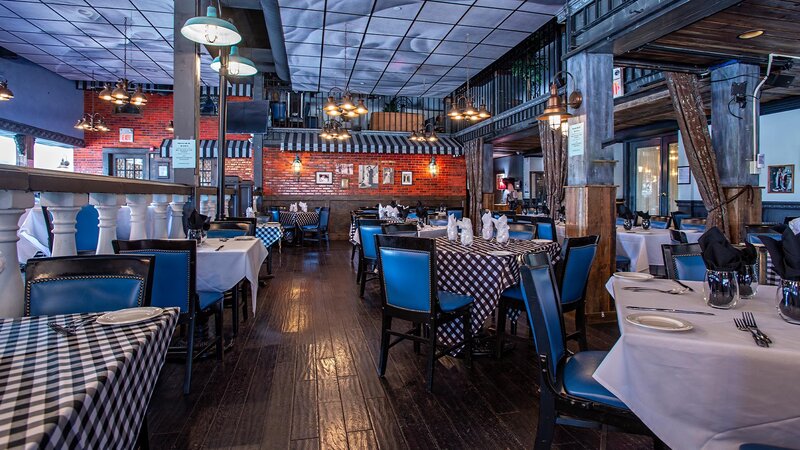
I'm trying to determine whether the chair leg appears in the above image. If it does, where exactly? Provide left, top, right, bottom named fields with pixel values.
left=378, top=314, right=392, bottom=377
left=356, top=255, right=363, bottom=283
left=534, top=390, right=557, bottom=450
left=463, top=310, right=473, bottom=368
left=241, top=283, right=249, bottom=322
left=575, top=301, right=588, bottom=351
left=136, top=415, right=150, bottom=450
left=413, top=323, right=421, bottom=354
left=495, top=299, right=508, bottom=359
left=184, top=316, right=195, bottom=395
left=426, top=320, right=437, bottom=391
left=351, top=244, right=357, bottom=261
left=231, top=289, right=240, bottom=338
left=267, top=248, right=273, bottom=275
left=359, top=262, right=367, bottom=298
left=215, top=304, right=224, bottom=360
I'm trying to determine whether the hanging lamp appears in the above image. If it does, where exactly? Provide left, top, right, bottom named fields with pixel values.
left=181, top=5, right=241, bottom=46
left=0, top=80, right=14, bottom=101
left=210, top=45, right=257, bottom=76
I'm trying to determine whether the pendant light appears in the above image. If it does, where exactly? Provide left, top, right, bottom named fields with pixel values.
left=320, top=23, right=366, bottom=125
left=75, top=74, right=109, bottom=132
left=181, top=5, right=242, bottom=47
left=448, top=33, right=491, bottom=122
left=210, top=45, right=257, bottom=76
left=0, top=80, right=14, bottom=101
left=99, top=17, right=147, bottom=106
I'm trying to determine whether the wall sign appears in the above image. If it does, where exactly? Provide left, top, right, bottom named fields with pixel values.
left=612, top=67, right=624, bottom=98
left=172, top=139, right=196, bottom=169
left=119, top=128, right=134, bottom=143
left=567, top=122, right=585, bottom=157
left=677, top=166, right=691, bottom=185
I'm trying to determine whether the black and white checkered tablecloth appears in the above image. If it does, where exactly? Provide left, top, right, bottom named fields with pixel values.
left=349, top=217, right=409, bottom=245
left=434, top=237, right=560, bottom=348
left=766, top=253, right=780, bottom=285
left=0, top=309, right=179, bottom=449
left=279, top=211, right=319, bottom=227
left=256, top=224, right=283, bottom=248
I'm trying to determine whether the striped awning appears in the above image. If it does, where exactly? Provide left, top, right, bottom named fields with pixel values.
left=280, top=132, right=463, bottom=156
left=159, top=139, right=252, bottom=158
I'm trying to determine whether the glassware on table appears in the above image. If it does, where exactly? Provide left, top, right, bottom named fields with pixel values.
left=623, top=219, right=633, bottom=230
left=776, top=279, right=800, bottom=324
left=641, top=218, right=651, bottom=230
left=736, top=263, right=759, bottom=299
left=703, top=269, right=739, bottom=309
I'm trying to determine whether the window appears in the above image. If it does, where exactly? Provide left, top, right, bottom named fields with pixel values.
left=0, top=136, right=17, bottom=165
left=34, top=141, right=73, bottom=171
left=114, top=156, right=145, bottom=179
left=200, top=158, right=214, bottom=186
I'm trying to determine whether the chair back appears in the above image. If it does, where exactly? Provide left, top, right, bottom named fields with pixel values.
left=24, top=255, right=154, bottom=316
left=359, top=223, right=383, bottom=260
left=745, top=224, right=782, bottom=245
left=318, top=207, right=330, bottom=231
left=662, top=243, right=705, bottom=281
left=785, top=216, right=799, bottom=225
left=680, top=218, right=706, bottom=231
left=649, top=215, right=671, bottom=229
left=519, top=254, right=565, bottom=382
left=207, top=218, right=256, bottom=238
left=670, top=229, right=688, bottom=244
left=533, top=217, right=557, bottom=241
left=615, top=217, right=626, bottom=227
left=382, top=222, right=417, bottom=237
left=376, top=235, right=435, bottom=314
left=514, top=215, right=533, bottom=224
left=114, top=239, right=196, bottom=314
left=269, top=210, right=280, bottom=222
left=671, top=211, right=691, bottom=229
left=507, top=223, right=535, bottom=240
left=446, top=207, right=463, bottom=220
left=75, top=204, right=99, bottom=253
left=557, top=235, right=599, bottom=304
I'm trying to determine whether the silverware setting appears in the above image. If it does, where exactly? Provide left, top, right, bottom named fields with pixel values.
left=622, top=286, right=689, bottom=295
left=214, top=245, right=224, bottom=251
left=672, top=279, right=694, bottom=292
left=734, top=318, right=769, bottom=347
left=742, top=311, right=772, bottom=344
left=48, top=315, right=99, bottom=336
left=626, top=306, right=715, bottom=316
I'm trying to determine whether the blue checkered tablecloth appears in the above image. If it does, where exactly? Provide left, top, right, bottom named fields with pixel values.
left=256, top=224, right=283, bottom=248
left=0, top=309, right=179, bottom=449
left=279, top=211, right=319, bottom=227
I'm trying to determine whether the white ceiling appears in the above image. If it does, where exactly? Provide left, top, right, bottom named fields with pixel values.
left=278, top=0, right=563, bottom=97
left=0, top=0, right=219, bottom=86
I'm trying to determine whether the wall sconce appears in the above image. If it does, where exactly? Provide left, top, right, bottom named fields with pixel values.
left=536, top=71, right=583, bottom=131
left=429, top=156, right=438, bottom=177
left=0, top=80, right=14, bottom=101
left=291, top=153, right=302, bottom=180
left=166, top=120, right=174, bottom=132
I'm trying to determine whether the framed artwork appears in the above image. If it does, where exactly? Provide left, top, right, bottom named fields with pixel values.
left=677, top=166, right=691, bottom=185
left=315, top=171, right=333, bottom=185
left=359, top=164, right=379, bottom=188
left=157, top=162, right=170, bottom=179
left=768, top=164, right=794, bottom=193
left=382, top=167, right=394, bottom=184
left=340, top=178, right=349, bottom=189
left=335, top=163, right=353, bottom=175
left=496, top=173, right=506, bottom=190
left=401, top=171, right=413, bottom=186
left=119, top=128, right=134, bottom=143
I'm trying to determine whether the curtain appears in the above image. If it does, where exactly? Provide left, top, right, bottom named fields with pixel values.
left=538, top=121, right=567, bottom=221
left=664, top=72, right=728, bottom=233
left=464, top=137, right=484, bottom=235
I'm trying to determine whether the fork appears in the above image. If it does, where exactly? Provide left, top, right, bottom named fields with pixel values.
left=622, top=287, right=688, bottom=295
left=742, top=312, right=772, bottom=344
left=734, top=318, right=769, bottom=347
left=48, top=315, right=98, bottom=336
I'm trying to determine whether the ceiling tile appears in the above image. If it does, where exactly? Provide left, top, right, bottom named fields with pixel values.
left=320, top=57, right=354, bottom=70
left=144, top=12, right=172, bottom=28
left=0, top=30, right=24, bottom=43
left=358, top=48, right=395, bottom=62
left=361, top=33, right=401, bottom=51
left=416, top=64, right=450, bottom=76
left=384, top=61, right=419, bottom=73
left=286, top=42, right=322, bottom=57
left=47, top=4, right=106, bottom=23
left=500, top=10, right=551, bottom=32
left=1, top=41, right=42, bottom=55
left=278, top=0, right=325, bottom=11
left=0, top=2, right=61, bottom=20
left=445, top=25, right=491, bottom=43
left=350, top=69, right=385, bottom=80
left=366, top=17, right=411, bottom=36
left=323, top=30, right=362, bottom=47
left=328, top=0, right=375, bottom=15
left=79, top=22, right=124, bottom=38
left=354, top=59, right=389, bottom=71
left=281, top=8, right=324, bottom=28
left=398, top=36, right=439, bottom=53
left=0, top=18, right=41, bottom=33
left=373, top=0, right=423, bottom=19
left=284, top=27, right=323, bottom=44
left=55, top=34, right=101, bottom=48
left=87, top=0, right=135, bottom=9
left=482, top=28, right=528, bottom=46
left=132, top=0, right=173, bottom=13
left=325, top=13, right=369, bottom=33
left=417, top=1, right=469, bottom=24
left=517, top=1, right=561, bottom=14
left=425, top=53, right=462, bottom=66
left=434, top=40, right=475, bottom=55
left=407, top=21, right=450, bottom=40
left=468, top=44, right=509, bottom=59
left=288, top=55, right=322, bottom=68
left=456, top=55, right=494, bottom=69
left=379, top=71, right=413, bottom=82
left=28, top=19, right=83, bottom=35
left=391, top=50, right=427, bottom=64
left=459, top=6, right=512, bottom=27
left=98, top=8, right=148, bottom=26
left=14, top=31, right=64, bottom=46
left=475, top=0, right=523, bottom=8
left=0, top=4, right=16, bottom=18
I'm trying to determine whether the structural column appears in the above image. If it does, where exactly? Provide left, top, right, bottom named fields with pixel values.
left=0, top=190, right=34, bottom=317
left=711, top=62, right=762, bottom=241
left=90, top=193, right=124, bottom=254
left=565, top=52, right=616, bottom=321
left=173, top=0, right=200, bottom=200
left=169, top=194, right=188, bottom=239
left=126, top=194, right=150, bottom=240
left=150, top=194, right=171, bottom=239
left=41, top=192, right=86, bottom=257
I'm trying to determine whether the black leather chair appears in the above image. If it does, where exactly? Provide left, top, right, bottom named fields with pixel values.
left=532, top=217, right=557, bottom=241
left=381, top=222, right=417, bottom=236
left=24, top=255, right=155, bottom=316
left=662, top=243, right=705, bottom=281
left=301, top=207, right=330, bottom=246
left=113, top=239, right=224, bottom=394
left=375, top=235, right=474, bottom=391
left=670, top=229, right=689, bottom=244
left=207, top=218, right=256, bottom=238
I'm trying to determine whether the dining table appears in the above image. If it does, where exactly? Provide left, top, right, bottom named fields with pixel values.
left=349, top=220, right=444, bottom=244
left=278, top=210, right=319, bottom=228
left=196, top=237, right=268, bottom=315
left=434, top=236, right=560, bottom=348
left=615, top=226, right=702, bottom=272
left=597, top=276, right=800, bottom=449
left=0, top=308, right=179, bottom=449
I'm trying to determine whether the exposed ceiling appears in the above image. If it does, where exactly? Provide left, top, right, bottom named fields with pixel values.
left=277, top=0, right=563, bottom=97
left=0, top=0, right=273, bottom=87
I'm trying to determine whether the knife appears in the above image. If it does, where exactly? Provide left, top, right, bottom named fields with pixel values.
left=672, top=279, right=694, bottom=292
left=626, top=305, right=715, bottom=316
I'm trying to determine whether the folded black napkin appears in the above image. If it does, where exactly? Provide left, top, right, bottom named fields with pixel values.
left=636, top=211, right=651, bottom=220
left=761, top=228, right=800, bottom=281
left=541, top=204, right=550, bottom=215
left=698, top=227, right=742, bottom=271
left=771, top=224, right=788, bottom=234
left=187, top=209, right=209, bottom=231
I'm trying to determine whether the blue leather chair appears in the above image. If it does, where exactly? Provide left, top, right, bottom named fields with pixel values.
left=375, top=234, right=474, bottom=391
left=507, top=223, right=535, bottom=240
left=615, top=217, right=626, bottom=227
left=113, top=239, right=225, bottom=394
left=301, top=206, right=330, bottom=245
left=519, top=258, right=663, bottom=449
left=671, top=211, right=691, bottom=230
left=75, top=204, right=99, bottom=254
left=670, top=229, right=688, bottom=244
left=446, top=207, right=463, bottom=220
left=381, top=222, right=417, bottom=237
left=662, top=243, right=706, bottom=281
left=533, top=217, right=557, bottom=241
left=747, top=233, right=783, bottom=245
left=206, top=218, right=256, bottom=238
left=358, top=221, right=384, bottom=298
left=680, top=218, right=706, bottom=231
left=649, top=215, right=671, bottom=229
left=745, top=224, right=782, bottom=245
left=615, top=255, right=632, bottom=272
left=24, top=255, right=154, bottom=316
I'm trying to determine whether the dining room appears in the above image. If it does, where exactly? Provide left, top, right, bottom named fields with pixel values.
left=2, top=0, right=800, bottom=449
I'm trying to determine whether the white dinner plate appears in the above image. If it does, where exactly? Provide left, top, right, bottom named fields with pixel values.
left=487, top=250, right=514, bottom=257
left=97, top=307, right=163, bottom=326
left=636, top=231, right=653, bottom=234
left=234, top=236, right=256, bottom=240
left=625, top=313, right=693, bottom=332
left=613, top=272, right=654, bottom=281
left=531, top=239, right=553, bottom=244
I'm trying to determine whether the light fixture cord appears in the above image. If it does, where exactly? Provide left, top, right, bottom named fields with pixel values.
left=123, top=17, right=128, bottom=82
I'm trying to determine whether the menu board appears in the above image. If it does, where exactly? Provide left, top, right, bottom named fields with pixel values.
left=172, top=139, right=196, bottom=169
left=567, top=122, right=584, bottom=158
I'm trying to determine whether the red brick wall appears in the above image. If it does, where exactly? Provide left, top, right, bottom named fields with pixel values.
left=261, top=147, right=466, bottom=198
left=74, top=91, right=252, bottom=176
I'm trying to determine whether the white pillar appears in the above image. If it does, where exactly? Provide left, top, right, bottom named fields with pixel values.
left=150, top=194, right=170, bottom=239
left=41, top=192, right=87, bottom=257
left=208, top=195, right=218, bottom=218
left=90, top=193, right=124, bottom=254
left=126, top=194, right=150, bottom=241
left=169, top=194, right=188, bottom=239
left=199, top=195, right=210, bottom=216
left=0, top=190, right=34, bottom=318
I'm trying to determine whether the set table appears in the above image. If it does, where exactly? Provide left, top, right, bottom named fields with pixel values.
left=599, top=277, right=800, bottom=449
left=196, top=237, right=268, bottom=315
left=0, top=309, right=179, bottom=449
left=278, top=211, right=318, bottom=227
left=434, top=236, right=560, bottom=348
left=616, top=226, right=702, bottom=272
left=349, top=220, right=445, bottom=245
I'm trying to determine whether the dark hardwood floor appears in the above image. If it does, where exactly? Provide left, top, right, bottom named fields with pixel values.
left=146, top=241, right=655, bottom=450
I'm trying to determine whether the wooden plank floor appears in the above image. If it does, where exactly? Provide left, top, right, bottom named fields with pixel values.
left=146, top=241, right=656, bottom=450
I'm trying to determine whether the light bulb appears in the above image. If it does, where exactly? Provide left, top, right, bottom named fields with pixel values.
left=548, top=114, right=561, bottom=129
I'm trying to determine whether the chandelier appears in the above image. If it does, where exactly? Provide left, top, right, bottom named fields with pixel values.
left=319, top=119, right=351, bottom=140
left=75, top=74, right=109, bottom=132
left=319, top=24, right=364, bottom=140
left=0, top=80, right=13, bottom=101
left=409, top=122, right=438, bottom=142
left=447, top=34, right=490, bottom=122
left=98, top=17, right=147, bottom=107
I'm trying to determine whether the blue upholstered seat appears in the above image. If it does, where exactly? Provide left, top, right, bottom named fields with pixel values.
left=301, top=207, right=330, bottom=245
left=500, top=283, right=523, bottom=301
left=563, top=351, right=627, bottom=409
left=357, top=223, right=383, bottom=297
left=75, top=204, right=99, bottom=253
left=649, top=219, right=669, bottom=229
left=406, top=212, right=418, bottom=220
left=429, top=219, right=448, bottom=226
left=446, top=209, right=463, bottom=220
left=269, top=210, right=280, bottom=222
left=534, top=218, right=557, bottom=241
left=674, top=254, right=706, bottom=281
left=207, top=228, right=248, bottom=238
left=615, top=254, right=631, bottom=272
left=616, top=217, right=626, bottom=226
left=438, top=291, right=473, bottom=312
left=747, top=232, right=782, bottom=245
left=199, top=291, right=225, bottom=309
left=509, top=230, right=535, bottom=240
left=681, top=222, right=705, bottom=231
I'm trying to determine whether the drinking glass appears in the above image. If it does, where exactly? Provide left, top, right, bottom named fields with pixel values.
left=703, top=269, right=739, bottom=309
left=188, top=228, right=203, bottom=243
left=736, top=263, right=759, bottom=299
left=776, top=279, right=800, bottom=324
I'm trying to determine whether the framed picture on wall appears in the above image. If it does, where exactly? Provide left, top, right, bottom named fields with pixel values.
left=768, top=164, right=794, bottom=193
left=677, top=166, right=691, bottom=185
left=382, top=167, right=394, bottom=184
left=336, top=163, right=353, bottom=175
left=496, top=173, right=507, bottom=190
left=359, top=164, right=379, bottom=188
left=157, top=162, right=170, bottom=179
left=401, top=171, right=413, bottom=185
left=340, top=178, right=349, bottom=189
left=315, top=171, right=333, bottom=185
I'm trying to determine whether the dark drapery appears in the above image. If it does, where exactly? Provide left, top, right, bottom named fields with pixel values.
left=664, top=71, right=728, bottom=233
left=538, top=121, right=567, bottom=221
left=464, top=137, right=484, bottom=235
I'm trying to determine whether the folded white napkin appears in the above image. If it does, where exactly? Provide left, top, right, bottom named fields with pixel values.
left=481, top=211, right=494, bottom=240
left=447, top=214, right=458, bottom=241
left=378, top=203, right=385, bottom=219
left=245, top=207, right=255, bottom=218
left=290, top=203, right=297, bottom=212
left=791, top=217, right=800, bottom=235
left=387, top=206, right=399, bottom=219
left=492, top=215, right=510, bottom=244
left=458, top=218, right=473, bottom=246
left=298, top=202, right=308, bottom=212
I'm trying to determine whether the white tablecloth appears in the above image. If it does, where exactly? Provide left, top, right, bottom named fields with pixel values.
left=196, top=238, right=268, bottom=314
left=597, top=277, right=800, bottom=449
left=616, top=227, right=701, bottom=272
left=352, top=224, right=445, bottom=244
